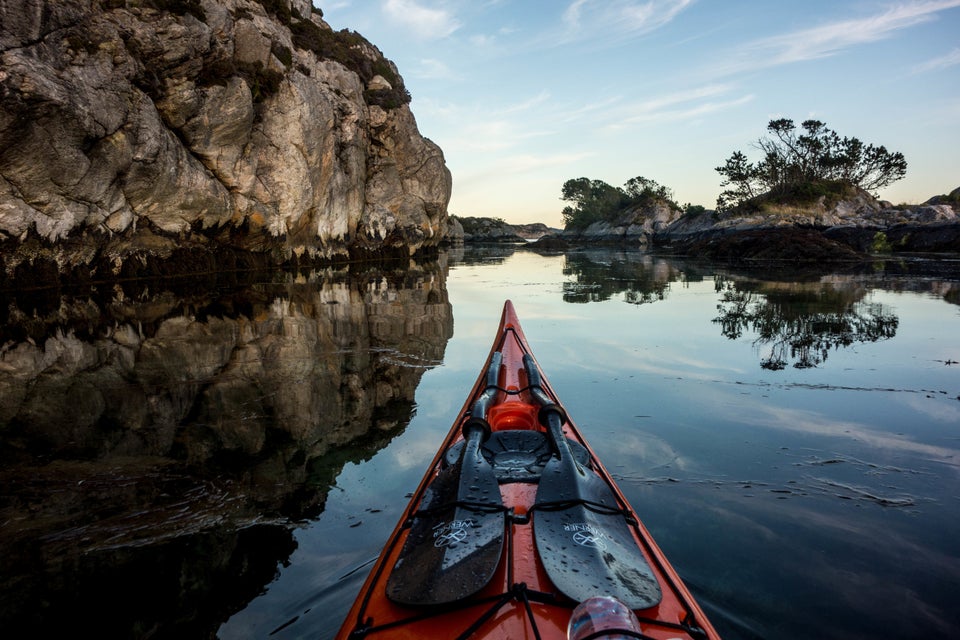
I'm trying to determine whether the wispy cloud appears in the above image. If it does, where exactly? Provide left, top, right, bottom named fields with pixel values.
left=625, top=94, right=754, bottom=125
left=412, top=58, right=455, bottom=79
left=560, top=96, right=624, bottom=123
left=469, top=33, right=496, bottom=47
left=498, top=90, right=552, bottom=114
left=559, top=0, right=696, bottom=42
left=444, top=123, right=528, bottom=153
left=441, top=119, right=556, bottom=153
left=419, top=92, right=581, bottom=155
left=913, top=47, right=960, bottom=73
left=715, top=1, right=960, bottom=75
left=499, top=152, right=597, bottom=173
left=383, top=0, right=462, bottom=39
left=454, top=151, right=597, bottom=197
left=430, top=105, right=552, bottom=153
left=604, top=84, right=753, bottom=128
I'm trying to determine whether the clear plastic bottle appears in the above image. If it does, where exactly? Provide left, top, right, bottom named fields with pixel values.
left=567, top=596, right=643, bottom=639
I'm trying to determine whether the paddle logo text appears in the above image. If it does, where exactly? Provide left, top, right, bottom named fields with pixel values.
left=432, top=519, right=475, bottom=547
left=564, top=523, right=608, bottom=549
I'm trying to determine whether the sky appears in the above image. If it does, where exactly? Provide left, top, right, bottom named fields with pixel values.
left=317, top=1, right=960, bottom=227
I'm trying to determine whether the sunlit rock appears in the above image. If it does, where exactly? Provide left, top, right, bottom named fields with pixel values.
left=562, top=200, right=682, bottom=247
left=0, top=0, right=452, bottom=271
left=368, top=74, right=393, bottom=91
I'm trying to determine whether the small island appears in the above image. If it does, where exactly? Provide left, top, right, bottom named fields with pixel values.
left=448, top=119, right=959, bottom=261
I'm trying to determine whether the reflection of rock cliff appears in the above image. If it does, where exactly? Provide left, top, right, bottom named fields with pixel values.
left=0, top=0, right=451, bottom=273
left=0, top=261, right=453, bottom=635
left=1, top=265, right=451, bottom=465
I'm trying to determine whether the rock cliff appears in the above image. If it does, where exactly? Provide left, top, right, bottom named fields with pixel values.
left=0, top=0, right=452, bottom=276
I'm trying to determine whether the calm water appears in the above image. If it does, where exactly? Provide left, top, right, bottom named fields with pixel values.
left=1, top=247, right=958, bottom=639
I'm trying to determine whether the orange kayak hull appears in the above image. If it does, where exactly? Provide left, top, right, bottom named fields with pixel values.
left=336, top=301, right=721, bottom=640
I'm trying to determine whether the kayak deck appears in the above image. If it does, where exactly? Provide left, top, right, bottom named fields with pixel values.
left=336, top=301, right=720, bottom=639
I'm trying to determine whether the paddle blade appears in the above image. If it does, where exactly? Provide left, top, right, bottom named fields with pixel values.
left=534, top=457, right=662, bottom=610
left=386, top=442, right=504, bottom=606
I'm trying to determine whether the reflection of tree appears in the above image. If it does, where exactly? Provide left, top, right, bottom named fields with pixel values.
left=562, top=251, right=689, bottom=305
left=712, top=277, right=898, bottom=369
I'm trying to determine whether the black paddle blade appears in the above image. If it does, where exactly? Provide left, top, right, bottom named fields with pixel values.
left=386, top=432, right=504, bottom=606
left=534, top=438, right=662, bottom=610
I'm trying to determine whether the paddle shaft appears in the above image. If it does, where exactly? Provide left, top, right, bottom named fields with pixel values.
left=472, top=351, right=503, bottom=419
left=523, top=355, right=573, bottom=460
left=524, top=354, right=664, bottom=609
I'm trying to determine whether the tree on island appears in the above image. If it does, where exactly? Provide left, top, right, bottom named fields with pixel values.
left=561, top=176, right=680, bottom=229
left=715, top=119, right=907, bottom=212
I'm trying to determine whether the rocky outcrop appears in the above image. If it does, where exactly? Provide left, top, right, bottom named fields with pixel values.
left=666, top=227, right=866, bottom=262
left=924, top=186, right=960, bottom=207
left=445, top=214, right=465, bottom=244
left=449, top=215, right=561, bottom=243
left=655, top=187, right=960, bottom=258
left=560, top=200, right=682, bottom=246
left=513, top=222, right=560, bottom=240
left=0, top=0, right=451, bottom=276
left=458, top=187, right=958, bottom=260
left=453, top=215, right=525, bottom=243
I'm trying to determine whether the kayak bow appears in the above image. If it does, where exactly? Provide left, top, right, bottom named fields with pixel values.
left=336, top=301, right=721, bottom=640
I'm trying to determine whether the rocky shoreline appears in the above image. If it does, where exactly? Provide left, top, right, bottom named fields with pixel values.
left=448, top=187, right=960, bottom=261
left=2, top=1, right=956, bottom=278
left=447, top=216, right=560, bottom=243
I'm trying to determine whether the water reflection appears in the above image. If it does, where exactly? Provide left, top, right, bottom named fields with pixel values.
left=561, top=250, right=691, bottom=305
left=0, top=262, right=452, bottom=636
left=712, top=277, right=899, bottom=370
left=5, top=246, right=959, bottom=638
left=445, top=243, right=517, bottom=266
left=555, top=249, right=960, bottom=369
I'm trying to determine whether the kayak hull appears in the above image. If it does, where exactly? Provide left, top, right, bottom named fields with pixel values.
left=336, top=301, right=720, bottom=640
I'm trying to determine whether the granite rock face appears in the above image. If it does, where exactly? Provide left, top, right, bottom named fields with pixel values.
left=0, top=0, right=451, bottom=273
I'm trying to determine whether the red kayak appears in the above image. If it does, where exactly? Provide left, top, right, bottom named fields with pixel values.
left=336, top=301, right=721, bottom=639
